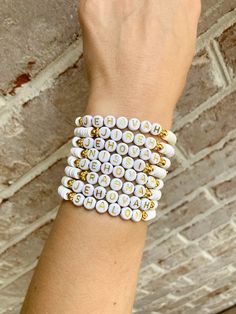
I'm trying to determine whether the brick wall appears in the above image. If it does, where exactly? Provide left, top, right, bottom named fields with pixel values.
left=0, top=1, right=235, bottom=313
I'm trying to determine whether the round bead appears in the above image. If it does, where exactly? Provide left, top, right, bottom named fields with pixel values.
left=72, top=180, right=85, bottom=193
left=128, top=118, right=140, bottom=131
left=145, top=137, right=156, bottom=150
left=162, top=130, right=177, bottom=146
left=131, top=209, right=142, bottom=222
left=101, top=162, right=113, bottom=175
left=108, top=203, right=121, bottom=216
left=104, top=115, right=116, bottom=128
left=150, top=152, right=161, bottom=165
left=120, top=207, right=132, bottom=220
left=99, top=127, right=111, bottom=140
left=110, top=178, right=123, bottom=191
left=96, top=200, right=109, bottom=213
left=84, top=196, right=96, bottom=210
left=75, top=116, right=82, bottom=127
left=159, top=157, right=171, bottom=169
left=146, top=176, right=157, bottom=188
left=82, top=184, right=94, bottom=197
left=139, top=148, right=151, bottom=161
left=89, top=160, right=101, bottom=172
left=134, top=185, right=146, bottom=197
left=133, top=159, right=145, bottom=172
left=92, top=115, right=103, bottom=127
left=116, top=116, right=128, bottom=129
left=158, top=142, right=175, bottom=158
left=98, top=174, right=111, bottom=187
left=87, top=148, right=99, bottom=160
left=86, top=172, right=99, bottom=185
left=151, top=123, right=161, bottom=136
left=82, top=115, right=93, bottom=127
left=118, top=194, right=130, bottom=207
left=122, top=131, right=134, bottom=144
left=61, top=176, right=73, bottom=188
left=71, top=147, right=83, bottom=158
left=106, top=190, right=119, bottom=203
left=124, top=169, right=137, bottom=181
left=122, top=182, right=134, bottom=195
left=83, top=137, right=94, bottom=149
left=110, top=153, right=122, bottom=166
left=134, top=134, right=146, bottom=146
left=65, top=166, right=80, bottom=179
left=140, top=120, right=152, bottom=133
left=72, top=193, right=85, bottom=206
left=71, top=137, right=80, bottom=147
left=105, top=139, right=117, bottom=152
left=58, top=185, right=71, bottom=200
left=136, top=172, right=148, bottom=185
left=122, top=156, right=134, bottom=169
left=67, top=156, right=77, bottom=167
left=130, top=196, right=141, bottom=210
left=94, top=138, right=105, bottom=150
left=149, top=189, right=162, bottom=201
left=142, top=209, right=157, bottom=221
left=117, top=143, right=129, bottom=156
left=98, top=150, right=111, bottom=163
left=156, top=179, right=164, bottom=190
left=150, top=165, right=167, bottom=179
left=128, top=145, right=140, bottom=158
left=79, top=158, right=90, bottom=170
left=140, top=198, right=152, bottom=211
left=113, top=166, right=125, bottom=178
left=94, top=186, right=107, bottom=199
left=110, top=129, right=122, bottom=141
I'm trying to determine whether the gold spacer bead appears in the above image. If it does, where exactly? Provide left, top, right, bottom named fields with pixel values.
left=79, top=117, right=83, bottom=126
left=81, top=149, right=88, bottom=158
left=67, top=179, right=75, bottom=187
left=67, top=191, right=76, bottom=201
left=144, top=162, right=153, bottom=173
left=158, top=157, right=166, bottom=167
left=80, top=171, right=88, bottom=181
left=155, top=142, right=164, bottom=151
left=76, top=138, right=84, bottom=148
left=150, top=201, right=155, bottom=209
left=142, top=211, right=148, bottom=219
left=145, top=188, right=152, bottom=197
left=74, top=159, right=81, bottom=168
left=160, top=129, right=168, bottom=138
left=91, top=127, right=100, bottom=138
left=155, top=179, right=160, bottom=187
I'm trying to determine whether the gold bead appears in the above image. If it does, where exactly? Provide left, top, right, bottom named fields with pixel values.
left=158, top=157, right=166, bottom=167
left=67, top=179, right=75, bottom=187
left=160, top=129, right=168, bottom=138
left=80, top=171, right=88, bottom=181
left=76, top=138, right=84, bottom=148
left=91, top=127, right=99, bottom=137
left=67, top=191, right=76, bottom=201
left=144, top=162, right=153, bottom=173
left=145, top=188, right=152, bottom=197
left=79, top=117, right=83, bottom=126
left=74, top=159, right=81, bottom=167
left=142, top=211, right=148, bottom=219
left=155, top=179, right=160, bottom=187
left=150, top=201, right=155, bottom=209
left=155, top=142, right=164, bottom=151
left=81, top=149, right=88, bottom=158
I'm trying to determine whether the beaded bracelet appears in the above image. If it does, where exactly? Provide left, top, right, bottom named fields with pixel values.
left=58, top=115, right=176, bottom=222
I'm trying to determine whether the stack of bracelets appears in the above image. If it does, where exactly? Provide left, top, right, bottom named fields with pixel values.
left=58, top=115, right=177, bottom=222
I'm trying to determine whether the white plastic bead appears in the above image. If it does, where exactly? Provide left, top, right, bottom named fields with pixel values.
left=158, top=142, right=175, bottom=158
left=72, top=137, right=80, bottom=147
left=108, top=203, right=121, bottom=216
left=118, top=194, right=130, bottom=207
left=116, top=116, right=128, bottom=129
left=67, top=156, right=78, bottom=167
left=110, top=178, right=123, bottom=191
left=110, top=129, right=122, bottom=141
left=82, top=115, right=93, bottom=127
left=98, top=150, right=111, bottom=163
left=89, top=160, right=101, bottom=172
left=149, top=189, right=162, bottom=201
left=99, top=127, right=111, bottom=140
left=124, top=169, right=137, bottom=181
left=92, top=115, right=103, bottom=127
left=131, top=209, right=142, bottom=222
left=122, top=156, right=134, bottom=169
left=105, top=139, right=117, bottom=152
left=96, top=200, right=109, bottom=213
left=128, top=118, right=140, bottom=131
left=120, top=207, right=132, bottom=220
left=128, top=145, right=140, bottom=158
left=134, top=133, right=146, bottom=146
left=79, top=158, right=90, bottom=170
left=72, top=193, right=85, bottom=206
left=145, top=137, right=156, bottom=150
left=133, top=159, right=145, bottom=172
left=151, top=200, right=159, bottom=210
left=139, top=148, right=151, bottom=161
left=122, top=131, right=134, bottom=144
left=117, top=143, right=129, bottom=156
left=74, top=127, right=93, bottom=137
left=151, top=123, right=161, bottom=136
left=146, top=176, right=157, bottom=189
left=101, top=162, right=113, bottom=175
left=142, top=209, right=157, bottom=221
left=113, top=166, right=125, bottom=178
left=94, top=138, right=105, bottom=150
left=156, top=179, right=164, bottom=190
left=160, top=157, right=171, bottom=169
left=122, top=182, right=134, bottom=195
left=94, top=186, right=106, bottom=199
left=150, top=165, right=167, bottom=179
left=140, top=198, right=152, bottom=211
left=72, top=180, right=85, bottom=193
left=149, top=152, right=161, bottom=165
left=104, top=115, right=116, bottom=128
left=87, top=148, right=99, bottom=160
left=61, top=176, right=73, bottom=187
left=136, top=172, right=148, bottom=185
left=83, top=137, right=94, bottom=149
left=140, top=120, right=152, bottom=133
left=86, top=172, right=99, bottom=185
left=134, top=185, right=146, bottom=198
left=82, top=184, right=94, bottom=197
left=84, top=196, right=96, bottom=210
left=65, top=166, right=80, bottom=179
left=110, top=153, right=122, bottom=166
left=162, top=130, right=177, bottom=146
left=106, top=190, right=119, bottom=203
left=130, top=196, right=141, bottom=210
left=58, top=185, right=71, bottom=200
left=98, top=174, right=111, bottom=187
left=71, top=147, right=83, bottom=158
left=75, top=116, right=82, bottom=127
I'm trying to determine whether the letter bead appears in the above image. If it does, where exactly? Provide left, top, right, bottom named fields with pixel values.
left=140, top=120, right=152, bottom=133
left=82, top=115, right=93, bottom=127
left=110, top=153, right=122, bottom=166
left=140, top=198, right=151, bottom=211
left=128, top=145, right=140, bottom=158
left=87, top=148, right=99, bottom=160
left=134, top=185, right=146, bottom=197
left=106, top=190, right=119, bottom=203
left=94, top=138, right=105, bottom=150
left=150, top=152, right=161, bottom=165
left=67, top=156, right=78, bottom=167
left=125, top=169, right=137, bottom=181
left=92, top=115, right=103, bottom=127
left=151, top=123, right=161, bottom=136
left=71, top=147, right=83, bottom=158
left=122, top=182, right=135, bottom=195
left=98, top=174, right=111, bottom=187
left=58, top=185, right=71, bottom=200
left=120, top=207, right=132, bottom=220
left=96, top=200, right=109, bottom=213
left=116, top=116, right=128, bottom=129
left=101, top=162, right=113, bottom=175
left=99, top=127, right=111, bottom=140
left=94, top=186, right=106, bottom=200
left=104, top=115, right=116, bottom=128
left=110, top=178, right=123, bottom=191
left=108, top=203, right=121, bottom=216
left=122, top=131, right=134, bottom=144
left=130, top=196, right=141, bottom=210
left=145, top=137, right=156, bottom=150
left=150, top=189, right=162, bottom=201
left=98, top=150, right=111, bottom=163
left=83, top=137, right=94, bottom=149
left=118, top=194, right=130, bottom=207
left=105, top=140, right=117, bottom=152
left=128, top=118, right=140, bottom=131
left=72, top=180, right=85, bottom=193
left=73, top=193, right=85, bottom=206
left=113, top=166, right=125, bottom=178
left=146, top=176, right=157, bottom=188
left=65, top=166, right=80, bottom=179
left=142, top=209, right=157, bottom=221
left=134, top=134, right=146, bottom=146
left=86, top=172, right=99, bottom=185
left=79, top=158, right=90, bottom=170
left=84, top=196, right=96, bottom=210
left=131, top=209, right=142, bottom=222
left=122, top=156, right=134, bottom=169
left=140, top=148, right=151, bottom=161
left=133, top=159, right=145, bottom=172
left=136, top=172, right=148, bottom=185
left=117, top=143, right=129, bottom=156
left=82, top=184, right=94, bottom=197
left=111, top=129, right=122, bottom=141
left=89, top=160, right=101, bottom=172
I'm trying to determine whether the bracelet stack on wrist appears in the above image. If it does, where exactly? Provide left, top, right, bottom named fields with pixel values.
left=58, top=115, right=177, bottom=222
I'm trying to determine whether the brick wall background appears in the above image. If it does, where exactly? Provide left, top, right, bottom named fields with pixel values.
left=0, top=1, right=235, bottom=313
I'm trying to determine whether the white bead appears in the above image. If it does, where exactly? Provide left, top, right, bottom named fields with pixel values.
left=130, top=196, right=141, bottom=210
left=150, top=165, right=167, bottom=179
left=139, top=148, right=151, bottom=161
left=116, top=116, right=128, bottom=129
left=140, top=198, right=152, bottom=211
left=140, top=120, right=152, bottom=133
left=145, top=137, right=156, bottom=150
left=149, top=152, right=161, bottom=165
left=73, top=193, right=85, bottom=206
left=92, top=115, right=103, bottom=127
left=61, top=176, right=73, bottom=187
left=128, top=145, right=140, bottom=158
left=128, top=118, right=140, bottom=131
left=74, top=127, right=93, bottom=137
left=101, top=162, right=113, bottom=175
left=120, top=207, right=132, bottom=220
left=82, top=115, right=93, bottom=127
left=113, top=166, right=125, bottom=178
left=71, top=147, right=83, bottom=158
left=131, top=209, right=142, bottom=222
left=151, top=200, right=159, bottom=210
left=58, top=185, right=71, bottom=200
left=118, top=194, right=130, bottom=207
left=84, top=197, right=96, bottom=210
left=117, top=143, right=129, bottom=156
left=98, top=174, right=111, bottom=187
left=106, top=190, right=119, bottom=203
left=75, top=116, right=82, bottom=127
left=105, top=139, right=117, bottom=152
left=160, top=157, right=171, bottom=169
left=82, top=184, right=94, bottom=197
left=134, top=185, right=146, bottom=198
left=156, top=179, right=164, bottom=190
left=104, top=115, right=116, bottom=128
left=122, top=156, right=134, bottom=169
left=94, top=186, right=107, bottom=200
left=94, top=138, right=105, bottom=150
left=110, top=129, right=122, bottom=141
left=162, top=130, right=177, bottom=146
left=108, top=203, right=121, bottom=216
left=65, top=166, right=80, bottom=179
left=71, top=137, right=80, bottom=147
left=96, top=200, right=109, bottom=213
left=72, top=180, right=85, bottom=193
left=83, top=137, right=94, bottom=149
left=89, top=160, right=101, bottom=172
left=133, top=159, right=145, bottom=172
left=122, top=131, right=134, bottom=144
left=122, top=182, right=134, bottom=195
left=110, top=178, right=123, bottom=191
left=159, top=142, right=175, bottom=158
left=110, top=153, right=122, bottom=166
left=124, top=169, right=137, bottom=181
left=67, top=156, right=77, bottom=167
left=134, top=133, right=146, bottom=146
left=146, top=176, right=157, bottom=189
left=151, top=123, right=161, bottom=136
left=142, top=209, right=157, bottom=221
left=149, top=189, right=162, bottom=201
left=99, top=127, right=111, bottom=140
left=98, top=150, right=111, bottom=163
left=87, top=148, right=99, bottom=160
left=136, top=172, right=148, bottom=185
left=79, top=158, right=90, bottom=170
left=86, top=172, right=99, bottom=185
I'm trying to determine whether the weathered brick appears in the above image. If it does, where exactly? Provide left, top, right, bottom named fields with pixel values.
left=0, top=160, right=64, bottom=248
left=0, top=0, right=79, bottom=95
left=211, top=175, right=236, bottom=201
left=209, top=236, right=236, bottom=257
left=218, top=23, right=236, bottom=77
left=177, top=91, right=236, bottom=156
left=192, top=286, right=232, bottom=307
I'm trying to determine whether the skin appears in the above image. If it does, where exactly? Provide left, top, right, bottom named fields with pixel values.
left=21, top=1, right=201, bottom=313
